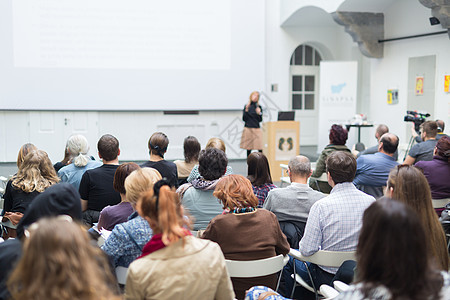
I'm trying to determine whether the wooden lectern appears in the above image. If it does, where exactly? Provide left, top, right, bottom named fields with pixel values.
left=262, top=121, right=300, bottom=182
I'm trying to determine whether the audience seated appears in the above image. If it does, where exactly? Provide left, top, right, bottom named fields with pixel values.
left=97, top=162, right=140, bottom=230
left=264, top=155, right=325, bottom=248
left=404, top=120, right=438, bottom=165
left=53, top=145, right=71, bottom=172
left=80, top=134, right=122, bottom=226
left=187, top=137, right=233, bottom=182
left=356, top=124, right=399, bottom=161
left=247, top=152, right=277, bottom=208
left=140, top=132, right=178, bottom=187
left=415, top=136, right=450, bottom=215
left=2, top=149, right=59, bottom=238
left=101, top=167, right=161, bottom=268
left=334, top=198, right=450, bottom=300
left=353, top=133, right=399, bottom=198
left=178, top=147, right=227, bottom=230
left=125, top=181, right=234, bottom=299
left=7, top=217, right=121, bottom=300
left=386, top=165, right=449, bottom=271
left=203, top=175, right=290, bottom=300
left=15, top=143, right=37, bottom=169
left=309, top=124, right=351, bottom=193
left=58, top=134, right=102, bottom=189
left=173, top=136, right=201, bottom=186
left=0, top=183, right=82, bottom=300
left=283, top=151, right=375, bottom=298
left=412, top=119, right=448, bottom=143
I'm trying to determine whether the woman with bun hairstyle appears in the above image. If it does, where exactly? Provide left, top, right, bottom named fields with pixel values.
left=125, top=180, right=234, bottom=300
left=240, top=91, right=263, bottom=157
left=141, top=132, right=178, bottom=187
left=58, top=134, right=101, bottom=190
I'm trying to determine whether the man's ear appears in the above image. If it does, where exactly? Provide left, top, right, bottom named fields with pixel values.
left=117, top=148, right=121, bottom=156
left=98, top=151, right=102, bottom=159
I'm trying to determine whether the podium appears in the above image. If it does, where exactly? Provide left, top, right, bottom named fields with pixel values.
left=262, top=121, right=300, bottom=182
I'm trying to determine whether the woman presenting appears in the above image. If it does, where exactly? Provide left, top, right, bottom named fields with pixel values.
left=240, top=91, right=263, bottom=157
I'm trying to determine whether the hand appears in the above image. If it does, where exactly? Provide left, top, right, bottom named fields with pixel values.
left=410, top=123, right=418, bottom=137
left=256, top=107, right=261, bottom=115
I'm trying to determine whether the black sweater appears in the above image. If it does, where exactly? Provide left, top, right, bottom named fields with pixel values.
left=242, top=102, right=262, bottom=128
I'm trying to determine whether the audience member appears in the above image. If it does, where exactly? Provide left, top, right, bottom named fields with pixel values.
left=309, top=124, right=351, bottom=193
left=334, top=198, right=450, bottom=300
left=7, top=218, right=121, bottom=300
left=415, top=136, right=450, bottom=215
left=187, top=137, right=233, bottom=182
left=412, top=119, right=447, bottom=142
left=386, top=165, right=449, bottom=270
left=203, top=175, right=290, bottom=300
left=58, top=134, right=102, bottom=189
left=283, top=151, right=375, bottom=298
left=173, top=136, right=201, bottom=185
left=264, top=155, right=325, bottom=247
left=79, top=134, right=121, bottom=226
left=97, top=162, right=140, bottom=230
left=125, top=181, right=234, bottom=299
left=353, top=133, right=399, bottom=198
left=178, top=147, right=227, bottom=230
left=101, top=167, right=161, bottom=268
left=141, top=131, right=178, bottom=187
left=15, top=143, right=37, bottom=169
left=404, top=120, right=438, bottom=165
left=0, top=183, right=82, bottom=300
left=247, top=152, right=277, bottom=207
left=2, top=150, right=59, bottom=238
left=53, top=146, right=71, bottom=172
left=356, top=124, right=398, bottom=160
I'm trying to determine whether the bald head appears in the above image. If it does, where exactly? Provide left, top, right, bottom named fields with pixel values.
left=288, top=155, right=311, bottom=182
left=379, top=133, right=399, bottom=155
left=375, top=124, right=389, bottom=140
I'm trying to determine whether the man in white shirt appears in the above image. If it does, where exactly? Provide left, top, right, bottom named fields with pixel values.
left=282, top=151, right=375, bottom=298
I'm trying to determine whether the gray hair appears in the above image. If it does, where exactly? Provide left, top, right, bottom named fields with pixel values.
left=288, top=155, right=311, bottom=177
left=66, top=134, right=90, bottom=167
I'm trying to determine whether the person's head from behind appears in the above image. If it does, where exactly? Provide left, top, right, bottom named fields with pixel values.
left=287, top=155, right=312, bottom=182
left=16, top=143, right=37, bottom=169
left=124, top=167, right=162, bottom=208
left=13, top=150, right=59, bottom=193
left=66, top=134, right=90, bottom=167
left=198, top=148, right=228, bottom=181
left=434, top=136, right=450, bottom=162
left=183, top=136, right=201, bottom=163
left=205, top=137, right=226, bottom=153
left=213, top=174, right=258, bottom=210
left=113, top=162, right=140, bottom=196
left=97, top=134, right=119, bottom=162
left=420, top=121, right=438, bottom=139
left=436, top=119, right=445, bottom=132
left=378, top=133, right=399, bottom=155
left=357, top=197, right=442, bottom=299
left=375, top=124, right=389, bottom=140
left=137, top=180, right=190, bottom=245
left=247, top=152, right=273, bottom=186
left=329, top=124, right=348, bottom=145
left=8, top=217, right=119, bottom=300
left=148, top=132, right=169, bottom=158
left=326, top=151, right=356, bottom=185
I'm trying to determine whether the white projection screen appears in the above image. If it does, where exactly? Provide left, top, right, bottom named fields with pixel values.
left=0, top=0, right=265, bottom=110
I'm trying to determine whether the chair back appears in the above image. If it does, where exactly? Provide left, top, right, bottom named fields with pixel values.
left=432, top=198, right=450, bottom=209
left=225, top=254, right=287, bottom=278
left=289, top=249, right=356, bottom=268
left=115, top=266, right=128, bottom=285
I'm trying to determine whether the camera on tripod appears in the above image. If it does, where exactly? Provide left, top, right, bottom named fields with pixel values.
left=404, top=111, right=430, bottom=133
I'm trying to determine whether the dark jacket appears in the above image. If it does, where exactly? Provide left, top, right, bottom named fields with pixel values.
left=243, top=102, right=262, bottom=128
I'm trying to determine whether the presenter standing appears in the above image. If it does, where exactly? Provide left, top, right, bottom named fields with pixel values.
left=240, top=91, right=263, bottom=157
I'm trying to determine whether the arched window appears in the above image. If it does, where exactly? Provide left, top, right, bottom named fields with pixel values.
left=290, top=44, right=322, bottom=66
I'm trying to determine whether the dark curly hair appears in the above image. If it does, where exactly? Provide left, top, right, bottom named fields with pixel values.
left=198, top=148, right=228, bottom=181
left=329, top=124, right=348, bottom=145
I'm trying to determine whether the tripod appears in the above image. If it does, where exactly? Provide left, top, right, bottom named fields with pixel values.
left=403, top=135, right=416, bottom=161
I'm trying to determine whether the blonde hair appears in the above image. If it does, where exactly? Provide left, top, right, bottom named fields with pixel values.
left=213, top=174, right=258, bottom=210
left=8, top=218, right=121, bottom=300
left=205, top=137, right=226, bottom=153
left=245, top=91, right=260, bottom=111
left=138, top=186, right=191, bottom=245
left=12, top=150, right=59, bottom=193
left=16, top=143, right=37, bottom=168
left=125, top=168, right=162, bottom=205
left=66, top=134, right=90, bottom=167
left=387, top=165, right=449, bottom=270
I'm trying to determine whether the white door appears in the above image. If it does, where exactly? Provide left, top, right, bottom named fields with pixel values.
left=289, top=44, right=321, bottom=145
